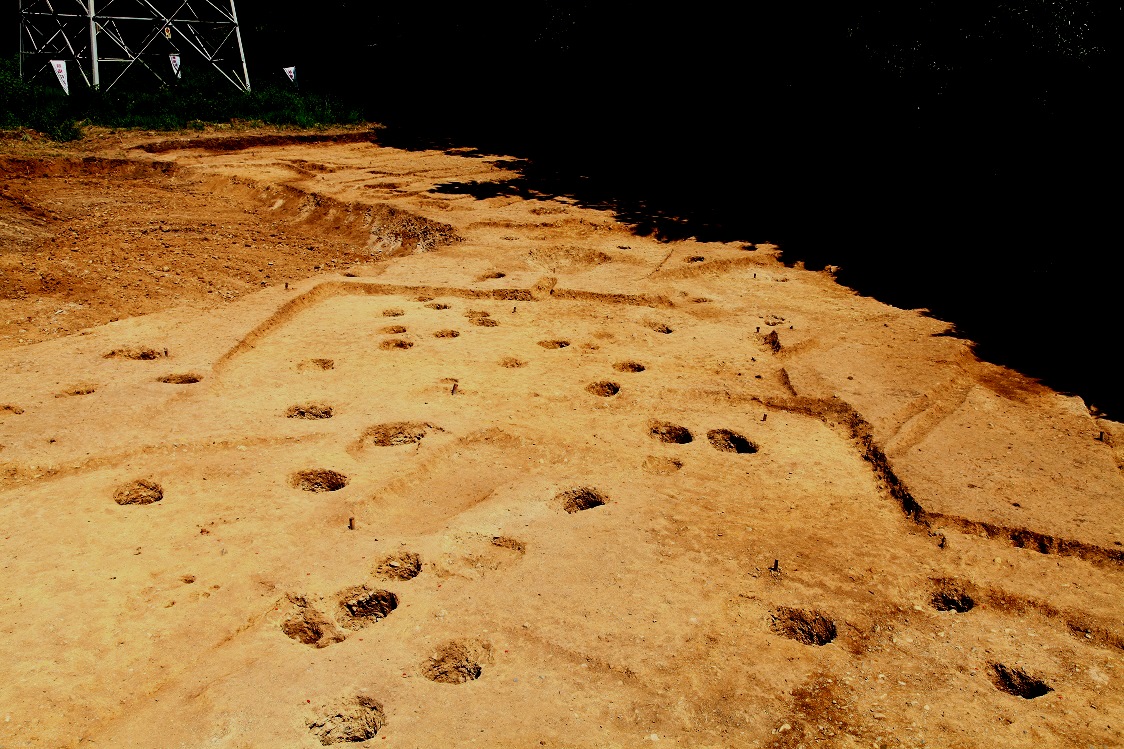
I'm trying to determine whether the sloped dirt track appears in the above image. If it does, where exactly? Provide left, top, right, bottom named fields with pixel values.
left=0, top=128, right=1121, bottom=748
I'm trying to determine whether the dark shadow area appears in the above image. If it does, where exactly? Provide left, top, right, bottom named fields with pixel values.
left=5, top=3, right=1120, bottom=416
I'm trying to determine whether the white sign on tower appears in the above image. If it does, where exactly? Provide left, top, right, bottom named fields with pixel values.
left=50, top=60, right=69, bottom=94
left=283, top=66, right=296, bottom=83
left=169, top=54, right=182, bottom=79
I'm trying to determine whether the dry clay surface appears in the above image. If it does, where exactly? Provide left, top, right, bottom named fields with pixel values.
left=1, top=130, right=1122, bottom=748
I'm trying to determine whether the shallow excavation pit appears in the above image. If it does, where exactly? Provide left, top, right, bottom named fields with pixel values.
left=379, top=338, right=413, bottom=350
left=359, top=421, right=430, bottom=447
left=336, top=585, right=398, bottom=629
left=649, top=420, right=693, bottom=444
left=104, top=347, right=162, bottom=360
left=771, top=607, right=837, bottom=646
left=281, top=596, right=345, bottom=649
left=286, top=403, right=333, bottom=420
left=613, top=361, right=645, bottom=373
left=434, top=329, right=460, bottom=338
left=557, top=487, right=607, bottom=513
left=298, top=358, right=334, bottom=371
left=379, top=325, right=406, bottom=334
left=374, top=551, right=422, bottom=580
left=157, top=373, right=202, bottom=384
left=929, top=579, right=975, bottom=613
left=308, top=695, right=386, bottom=745
left=421, top=639, right=492, bottom=684
left=707, top=429, right=757, bottom=454
left=586, top=381, right=620, bottom=397
left=989, top=663, right=1052, bottom=699
left=537, top=339, right=570, bottom=349
left=290, top=469, right=349, bottom=492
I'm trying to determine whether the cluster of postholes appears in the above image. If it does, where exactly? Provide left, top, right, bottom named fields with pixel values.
left=769, top=579, right=1053, bottom=700
left=97, top=301, right=1058, bottom=744
left=649, top=420, right=758, bottom=454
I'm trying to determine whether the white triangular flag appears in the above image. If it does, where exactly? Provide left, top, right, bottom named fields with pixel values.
left=169, top=54, right=181, bottom=78
left=283, top=66, right=296, bottom=83
left=50, top=60, right=69, bottom=95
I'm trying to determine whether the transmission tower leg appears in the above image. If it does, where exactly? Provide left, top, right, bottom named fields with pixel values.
left=230, top=0, right=251, bottom=91
left=88, top=0, right=100, bottom=89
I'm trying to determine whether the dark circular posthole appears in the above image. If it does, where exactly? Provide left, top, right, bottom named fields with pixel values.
left=613, top=361, right=646, bottom=373
left=422, top=639, right=491, bottom=684
left=771, top=607, right=837, bottom=646
left=291, top=469, right=349, bottom=492
left=649, top=420, right=693, bottom=444
left=707, top=429, right=757, bottom=454
left=337, top=586, right=398, bottom=628
left=557, top=487, right=607, bottom=513
left=286, top=403, right=334, bottom=420
left=648, top=323, right=673, bottom=334
left=586, top=381, right=620, bottom=397
left=989, top=663, right=1052, bottom=699
left=308, top=695, right=386, bottom=745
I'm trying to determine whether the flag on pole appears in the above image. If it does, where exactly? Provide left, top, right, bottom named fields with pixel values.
left=283, top=66, right=296, bottom=83
left=50, top=60, right=69, bottom=95
left=169, top=54, right=182, bottom=79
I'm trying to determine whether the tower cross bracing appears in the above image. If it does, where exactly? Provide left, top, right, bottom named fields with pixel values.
left=19, top=0, right=251, bottom=92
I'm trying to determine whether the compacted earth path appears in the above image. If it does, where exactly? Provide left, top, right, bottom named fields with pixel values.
left=1, top=128, right=1121, bottom=748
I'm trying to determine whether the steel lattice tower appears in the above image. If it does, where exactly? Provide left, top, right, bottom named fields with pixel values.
left=19, top=0, right=251, bottom=92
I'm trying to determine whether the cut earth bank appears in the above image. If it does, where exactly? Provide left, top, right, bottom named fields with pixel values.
left=0, top=129, right=1121, bottom=748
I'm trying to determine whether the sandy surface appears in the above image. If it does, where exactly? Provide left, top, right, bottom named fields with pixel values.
left=1, top=128, right=1121, bottom=748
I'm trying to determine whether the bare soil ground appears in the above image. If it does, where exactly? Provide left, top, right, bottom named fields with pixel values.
left=1, top=128, right=1122, bottom=748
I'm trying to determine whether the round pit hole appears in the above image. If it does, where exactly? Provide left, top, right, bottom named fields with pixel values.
left=989, top=663, right=1052, bottom=699
left=649, top=420, right=693, bottom=444
left=586, top=381, right=620, bottom=397
left=557, top=487, right=607, bottom=513
left=771, top=607, right=837, bottom=646
left=422, top=639, right=492, bottom=684
left=291, top=469, right=349, bottom=492
left=613, top=361, right=646, bottom=373
left=336, top=586, right=398, bottom=629
left=707, top=429, right=757, bottom=453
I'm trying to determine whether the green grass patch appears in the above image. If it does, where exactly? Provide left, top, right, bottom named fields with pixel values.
left=0, top=57, right=364, bottom=140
